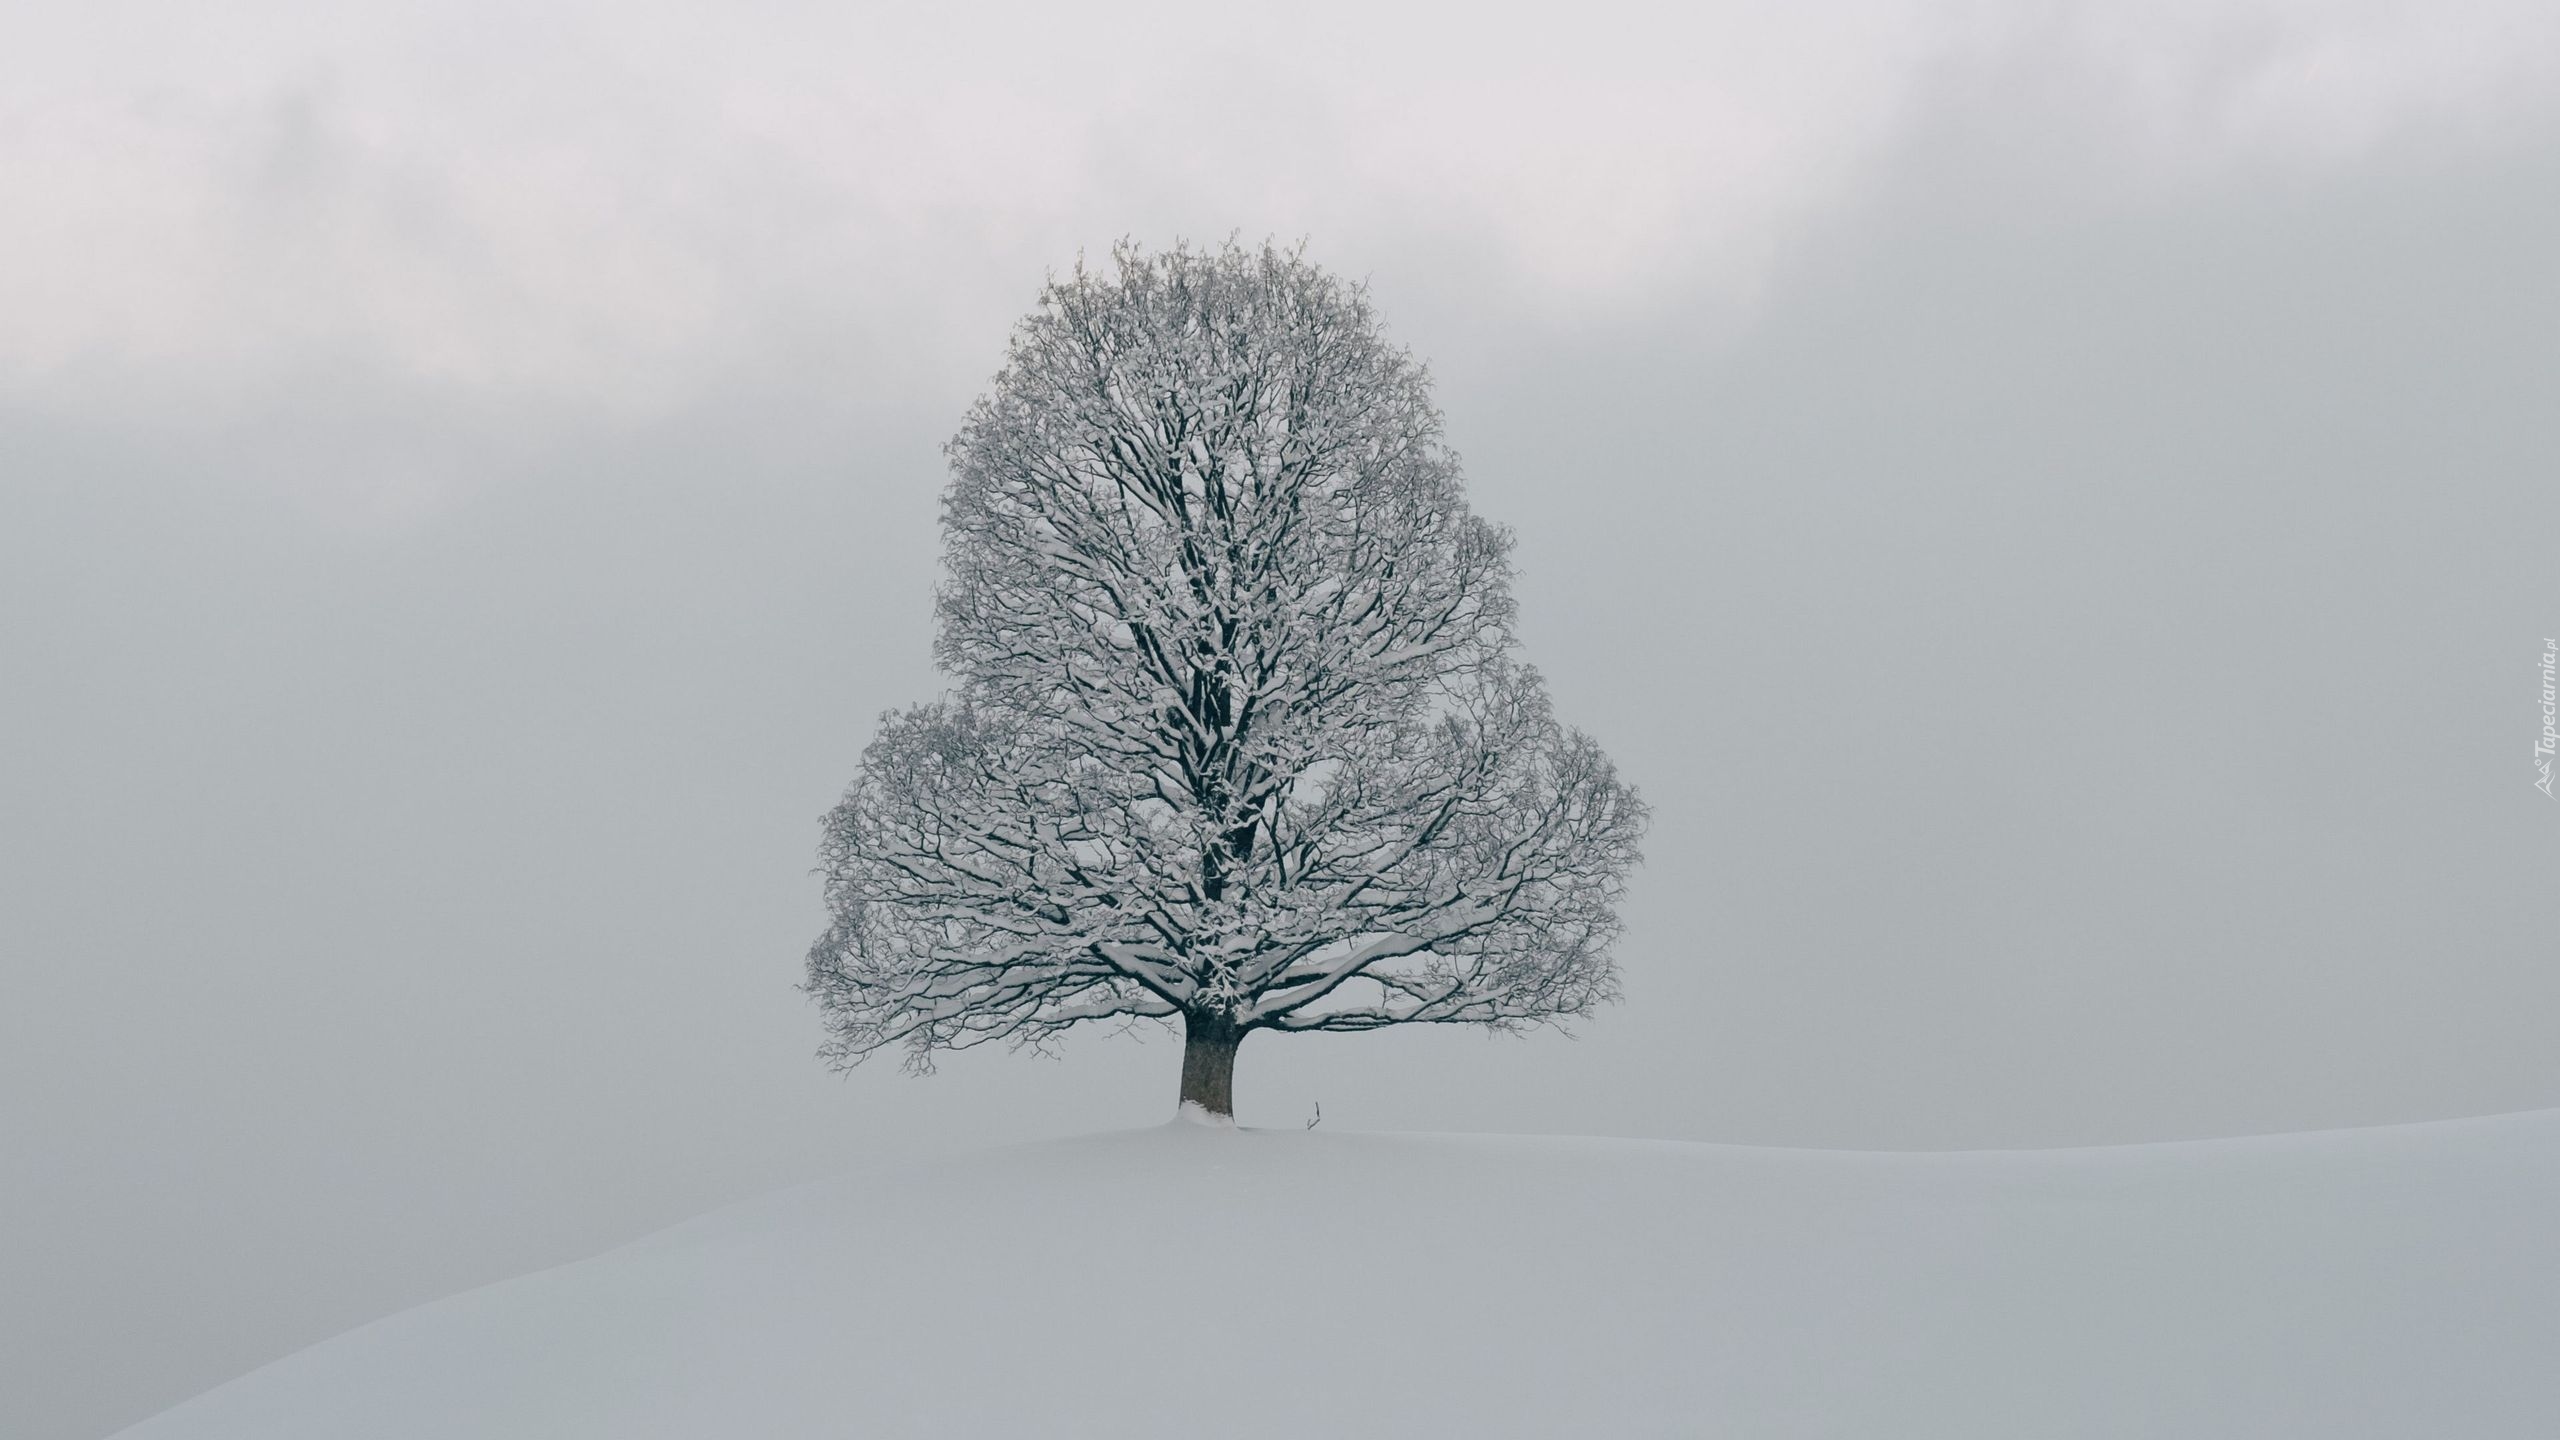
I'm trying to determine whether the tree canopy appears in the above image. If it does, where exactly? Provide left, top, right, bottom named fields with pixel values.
left=806, top=240, right=1646, bottom=1117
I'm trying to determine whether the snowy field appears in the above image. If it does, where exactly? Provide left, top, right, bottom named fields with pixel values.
left=118, top=1110, right=2560, bottom=1439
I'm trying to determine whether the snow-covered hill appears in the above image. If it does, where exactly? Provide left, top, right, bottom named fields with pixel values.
left=118, top=1111, right=2560, bottom=1439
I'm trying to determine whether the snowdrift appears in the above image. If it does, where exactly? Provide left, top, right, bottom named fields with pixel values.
left=119, top=1111, right=2560, bottom=1438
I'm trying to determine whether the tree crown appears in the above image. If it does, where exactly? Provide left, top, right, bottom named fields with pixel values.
left=808, top=240, right=1645, bottom=1077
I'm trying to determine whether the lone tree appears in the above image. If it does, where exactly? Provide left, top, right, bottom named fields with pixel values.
left=807, top=241, right=1646, bottom=1120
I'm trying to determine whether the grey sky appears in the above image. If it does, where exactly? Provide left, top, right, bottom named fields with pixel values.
left=5, top=4, right=2558, bottom=1438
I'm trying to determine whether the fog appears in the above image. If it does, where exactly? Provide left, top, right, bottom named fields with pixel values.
left=5, top=3, right=2557, bottom=1436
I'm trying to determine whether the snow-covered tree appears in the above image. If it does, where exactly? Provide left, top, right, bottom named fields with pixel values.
left=807, top=240, right=1646, bottom=1120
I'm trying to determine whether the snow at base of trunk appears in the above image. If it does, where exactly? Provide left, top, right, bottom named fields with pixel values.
left=1172, top=1100, right=1237, bottom=1128
left=115, top=1110, right=2560, bottom=1440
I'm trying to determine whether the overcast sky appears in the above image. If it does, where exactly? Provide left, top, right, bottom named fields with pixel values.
left=6, top=3, right=2559, bottom=1437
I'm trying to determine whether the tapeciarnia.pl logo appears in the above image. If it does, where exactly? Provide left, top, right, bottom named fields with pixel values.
left=2538, top=638, right=2556, bottom=798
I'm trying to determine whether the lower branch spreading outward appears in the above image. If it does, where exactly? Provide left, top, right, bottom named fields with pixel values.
left=805, top=675, right=1644, bottom=1070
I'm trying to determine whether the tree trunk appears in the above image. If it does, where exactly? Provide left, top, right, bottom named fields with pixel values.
left=1178, top=1014, right=1243, bottom=1121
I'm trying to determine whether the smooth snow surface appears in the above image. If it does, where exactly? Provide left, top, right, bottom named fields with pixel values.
left=120, top=1112, right=2560, bottom=1439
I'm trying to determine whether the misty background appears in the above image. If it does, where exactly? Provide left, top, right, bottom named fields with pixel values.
left=6, top=3, right=2558, bottom=1437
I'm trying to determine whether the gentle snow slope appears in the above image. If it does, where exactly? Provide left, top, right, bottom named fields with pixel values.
left=120, top=1112, right=2560, bottom=1439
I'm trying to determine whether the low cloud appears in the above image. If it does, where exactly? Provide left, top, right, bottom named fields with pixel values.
left=5, top=0, right=2552, bottom=437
